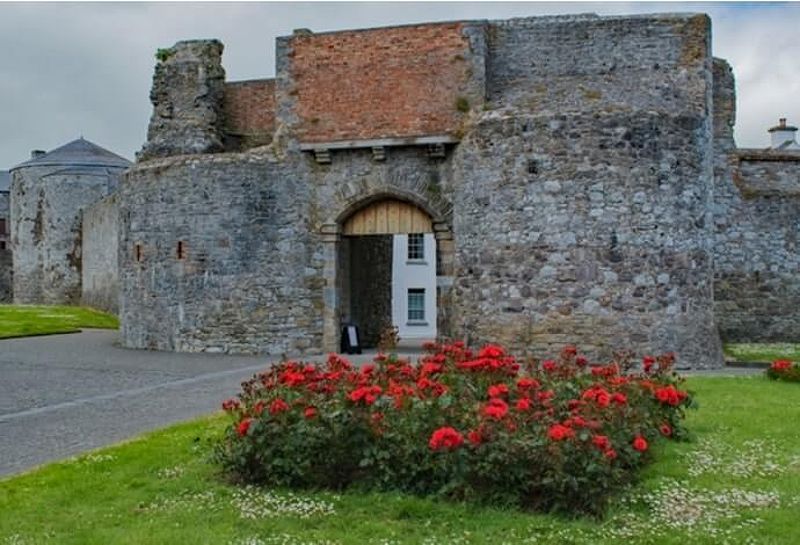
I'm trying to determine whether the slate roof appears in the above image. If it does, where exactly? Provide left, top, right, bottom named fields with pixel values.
left=0, top=170, right=9, bottom=192
left=12, top=138, right=132, bottom=170
left=774, top=140, right=800, bottom=151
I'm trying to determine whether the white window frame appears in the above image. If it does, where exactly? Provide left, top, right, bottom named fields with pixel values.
left=407, top=233, right=425, bottom=262
left=407, top=288, right=426, bottom=323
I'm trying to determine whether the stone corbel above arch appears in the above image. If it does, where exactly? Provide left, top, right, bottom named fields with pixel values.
left=300, top=135, right=459, bottom=164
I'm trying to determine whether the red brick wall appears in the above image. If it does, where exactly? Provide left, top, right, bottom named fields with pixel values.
left=223, top=79, right=275, bottom=146
left=288, top=23, right=474, bottom=143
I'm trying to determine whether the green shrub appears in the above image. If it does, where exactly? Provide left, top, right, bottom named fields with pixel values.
left=766, top=360, right=800, bottom=382
left=215, top=343, right=693, bottom=515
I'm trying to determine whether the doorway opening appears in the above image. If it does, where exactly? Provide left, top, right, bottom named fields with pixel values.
left=337, top=199, right=437, bottom=349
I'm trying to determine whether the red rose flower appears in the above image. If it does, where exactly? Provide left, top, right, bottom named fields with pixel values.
left=537, top=390, right=555, bottom=403
left=542, top=360, right=557, bottom=372
left=429, top=427, right=464, bottom=451
left=548, top=424, right=575, bottom=441
left=467, top=429, right=483, bottom=446
left=478, top=345, right=505, bottom=359
left=772, top=360, right=792, bottom=371
left=483, top=398, right=509, bottom=420
left=659, top=423, right=672, bottom=437
left=604, top=448, right=618, bottom=460
left=269, top=399, right=290, bottom=415
left=280, top=370, right=306, bottom=387
left=488, top=383, right=510, bottom=398
left=515, top=398, right=532, bottom=412
left=611, top=392, right=627, bottom=405
left=236, top=418, right=252, bottom=437
left=304, top=406, right=317, bottom=419
left=348, top=385, right=383, bottom=405
left=592, top=435, right=610, bottom=450
left=517, top=377, right=540, bottom=390
left=654, top=385, right=687, bottom=406
left=632, top=435, right=648, bottom=452
left=222, top=398, right=240, bottom=412
left=253, top=400, right=265, bottom=416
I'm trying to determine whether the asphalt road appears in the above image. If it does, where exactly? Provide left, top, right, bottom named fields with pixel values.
left=0, top=330, right=294, bottom=477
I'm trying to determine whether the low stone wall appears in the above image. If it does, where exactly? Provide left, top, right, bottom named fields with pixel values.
left=81, top=193, right=119, bottom=314
left=713, top=151, right=800, bottom=341
left=711, top=57, right=800, bottom=342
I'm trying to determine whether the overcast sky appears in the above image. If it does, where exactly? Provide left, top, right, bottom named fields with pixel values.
left=0, top=2, right=797, bottom=167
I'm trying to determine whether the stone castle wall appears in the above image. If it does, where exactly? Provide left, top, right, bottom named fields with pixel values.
left=119, top=142, right=457, bottom=355
left=711, top=59, right=800, bottom=342
left=451, top=14, right=722, bottom=367
left=116, top=12, right=800, bottom=367
left=81, top=193, right=119, bottom=313
left=0, top=249, right=11, bottom=303
left=0, top=190, right=8, bottom=241
left=11, top=166, right=124, bottom=305
left=0, top=190, right=10, bottom=302
left=119, top=152, right=324, bottom=354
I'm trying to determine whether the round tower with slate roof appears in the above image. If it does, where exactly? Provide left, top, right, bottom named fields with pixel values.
left=9, top=138, right=131, bottom=304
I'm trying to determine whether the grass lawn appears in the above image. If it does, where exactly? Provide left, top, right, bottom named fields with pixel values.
left=1, top=376, right=799, bottom=545
left=724, top=343, right=800, bottom=364
left=0, top=305, right=119, bottom=338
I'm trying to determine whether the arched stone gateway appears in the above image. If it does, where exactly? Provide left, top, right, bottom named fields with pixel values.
left=320, top=197, right=454, bottom=352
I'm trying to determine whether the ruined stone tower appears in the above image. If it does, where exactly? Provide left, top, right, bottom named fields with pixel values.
left=10, top=138, right=131, bottom=305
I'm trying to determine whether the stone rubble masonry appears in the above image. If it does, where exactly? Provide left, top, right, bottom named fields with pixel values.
left=712, top=58, right=800, bottom=342
left=223, top=79, right=276, bottom=150
left=11, top=165, right=125, bottom=305
left=0, top=250, right=11, bottom=303
left=117, top=12, right=799, bottom=368
left=118, top=151, right=324, bottom=355
left=81, top=193, right=119, bottom=313
left=138, top=40, right=227, bottom=160
left=451, top=14, right=721, bottom=367
left=486, top=13, right=710, bottom=117
left=0, top=191, right=10, bottom=302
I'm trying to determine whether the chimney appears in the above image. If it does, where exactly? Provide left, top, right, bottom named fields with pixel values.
left=767, top=118, right=800, bottom=150
left=30, top=150, right=46, bottom=160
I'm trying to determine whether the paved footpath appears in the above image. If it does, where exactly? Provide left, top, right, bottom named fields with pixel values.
left=0, top=331, right=759, bottom=478
left=0, top=331, right=333, bottom=477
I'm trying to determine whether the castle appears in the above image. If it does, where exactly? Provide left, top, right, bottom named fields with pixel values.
left=5, top=12, right=799, bottom=368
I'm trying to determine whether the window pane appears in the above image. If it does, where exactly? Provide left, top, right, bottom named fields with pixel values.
left=407, top=233, right=424, bottom=260
left=408, top=288, right=425, bottom=321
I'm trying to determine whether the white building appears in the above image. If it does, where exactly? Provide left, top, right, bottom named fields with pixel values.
left=768, top=118, right=800, bottom=150
left=391, top=233, right=437, bottom=344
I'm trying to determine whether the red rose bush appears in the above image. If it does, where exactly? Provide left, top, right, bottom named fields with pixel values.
left=766, top=359, right=800, bottom=382
left=215, top=343, right=692, bottom=514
